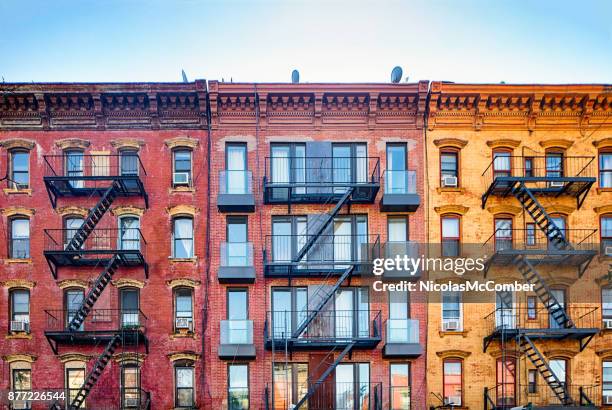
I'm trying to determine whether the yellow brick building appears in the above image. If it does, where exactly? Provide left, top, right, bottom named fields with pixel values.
left=424, top=83, right=612, bottom=409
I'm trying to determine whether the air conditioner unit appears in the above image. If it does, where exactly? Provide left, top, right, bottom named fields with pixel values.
left=605, top=395, right=612, bottom=405
left=549, top=181, right=564, bottom=188
left=173, top=172, right=190, bottom=185
left=10, top=320, right=29, bottom=332
left=442, top=320, right=460, bottom=331
left=605, top=246, right=612, bottom=257
left=603, top=319, right=612, bottom=329
left=444, top=396, right=461, bottom=406
left=175, top=318, right=193, bottom=331
left=124, top=397, right=140, bottom=407
left=11, top=400, right=30, bottom=410
left=442, top=176, right=458, bottom=187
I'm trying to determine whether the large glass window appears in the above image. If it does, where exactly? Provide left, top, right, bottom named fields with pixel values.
left=600, top=152, right=612, bottom=188
left=388, top=290, right=409, bottom=342
left=227, top=289, right=249, bottom=344
left=226, top=216, right=248, bottom=266
left=273, top=363, right=308, bottom=410
left=386, top=143, right=408, bottom=193
left=226, top=143, right=248, bottom=194
left=443, top=359, right=462, bottom=406
left=175, top=364, right=194, bottom=407
left=335, top=363, right=370, bottom=410
left=333, top=143, right=367, bottom=190
left=173, top=217, right=194, bottom=258
left=228, top=364, right=249, bottom=410
left=9, top=149, right=29, bottom=189
left=271, top=288, right=307, bottom=338
left=270, top=143, right=306, bottom=197
left=441, top=216, right=460, bottom=257
left=10, top=217, right=30, bottom=259
left=390, top=363, right=410, bottom=410
left=173, top=149, right=192, bottom=186
left=441, top=291, right=461, bottom=331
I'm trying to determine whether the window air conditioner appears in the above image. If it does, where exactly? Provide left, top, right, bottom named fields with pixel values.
left=605, top=395, right=612, bottom=405
left=10, top=321, right=29, bottom=332
left=442, top=176, right=458, bottom=187
left=442, top=320, right=460, bottom=331
left=173, top=172, right=190, bottom=185
left=175, top=318, right=193, bottom=331
left=549, top=181, right=564, bottom=188
left=11, top=400, right=30, bottom=410
left=605, top=246, right=612, bottom=257
left=603, top=319, right=612, bottom=329
left=124, top=397, right=140, bottom=407
left=444, top=396, right=461, bottom=406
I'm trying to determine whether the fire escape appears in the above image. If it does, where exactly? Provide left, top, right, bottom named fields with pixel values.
left=263, top=155, right=383, bottom=410
left=42, top=154, right=150, bottom=410
left=481, top=155, right=599, bottom=409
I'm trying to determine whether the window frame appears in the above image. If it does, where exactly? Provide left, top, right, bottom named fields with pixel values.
left=228, top=363, right=250, bottom=410
left=526, top=223, right=537, bottom=247
left=441, top=291, right=463, bottom=331
left=9, top=289, right=30, bottom=328
left=599, top=149, right=612, bottom=189
left=600, top=214, right=612, bottom=257
left=441, top=214, right=461, bottom=257
left=9, top=216, right=30, bottom=259
left=440, top=148, right=459, bottom=186
left=172, top=147, right=193, bottom=187
left=603, top=360, right=612, bottom=404
left=495, top=358, right=516, bottom=407
left=172, top=216, right=195, bottom=259
left=493, top=215, right=513, bottom=251
left=492, top=148, right=512, bottom=178
left=174, top=287, right=194, bottom=332
left=528, top=369, right=538, bottom=394
left=527, top=296, right=538, bottom=320
left=442, top=358, right=463, bottom=406
left=174, top=361, right=195, bottom=408
left=8, top=148, right=30, bottom=189
left=602, top=288, right=612, bottom=319
left=389, top=362, right=411, bottom=410
left=544, top=149, right=565, bottom=178
left=524, top=156, right=534, bottom=178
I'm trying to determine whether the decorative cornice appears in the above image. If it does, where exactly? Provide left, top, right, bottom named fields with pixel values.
left=2, top=206, right=35, bottom=217
left=593, top=138, right=612, bottom=149
left=58, top=353, right=92, bottom=364
left=167, top=352, right=200, bottom=362
left=2, top=354, right=37, bottom=363
left=57, top=206, right=89, bottom=218
left=486, top=139, right=520, bottom=149
left=2, top=279, right=35, bottom=290
left=433, top=138, right=468, bottom=149
left=545, top=205, right=576, bottom=215
left=57, top=279, right=88, bottom=290
left=486, top=205, right=522, bottom=216
left=55, top=138, right=90, bottom=150
left=596, top=348, right=612, bottom=358
left=434, top=205, right=469, bottom=215
left=112, top=278, right=145, bottom=289
left=167, top=204, right=198, bottom=217
left=594, top=205, right=612, bottom=214
left=0, top=138, right=36, bottom=150
left=539, top=139, right=574, bottom=150
left=167, top=278, right=201, bottom=289
left=110, top=138, right=145, bottom=150
left=164, top=136, right=199, bottom=149
left=112, top=352, right=146, bottom=365
left=435, top=350, right=472, bottom=359
left=111, top=206, right=145, bottom=217
left=542, top=348, right=578, bottom=359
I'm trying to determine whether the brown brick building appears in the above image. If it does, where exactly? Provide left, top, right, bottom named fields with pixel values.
left=425, top=82, right=612, bottom=409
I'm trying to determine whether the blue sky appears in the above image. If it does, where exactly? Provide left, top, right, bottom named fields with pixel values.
left=0, top=0, right=610, bottom=84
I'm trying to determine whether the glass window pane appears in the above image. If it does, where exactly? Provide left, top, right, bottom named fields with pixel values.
left=442, top=218, right=459, bottom=238
left=228, top=290, right=248, bottom=320
left=176, top=368, right=193, bottom=388
left=13, top=369, right=31, bottom=390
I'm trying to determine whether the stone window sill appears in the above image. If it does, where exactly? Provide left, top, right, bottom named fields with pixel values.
left=596, top=187, right=612, bottom=194
left=6, top=332, right=32, bottom=340
left=436, top=187, right=465, bottom=194
left=4, top=258, right=33, bottom=264
left=170, top=186, right=196, bottom=194
left=171, top=331, right=196, bottom=339
left=169, top=257, right=198, bottom=263
left=3, top=188, right=32, bottom=196
left=439, top=330, right=469, bottom=337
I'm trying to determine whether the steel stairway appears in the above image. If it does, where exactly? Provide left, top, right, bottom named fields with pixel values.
left=69, top=334, right=122, bottom=409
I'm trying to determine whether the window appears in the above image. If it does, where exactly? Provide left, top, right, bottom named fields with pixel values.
left=173, top=149, right=192, bottom=186
left=441, top=216, right=460, bottom=257
left=173, top=217, right=194, bottom=258
left=64, top=149, right=84, bottom=188
left=119, top=216, right=140, bottom=250
left=496, top=359, right=516, bottom=406
left=527, top=296, right=537, bottom=320
left=226, top=143, right=248, bottom=194
left=270, top=143, right=306, bottom=198
left=494, top=217, right=513, bottom=251
left=12, top=368, right=32, bottom=392
left=390, top=363, right=410, bottom=410
left=120, top=288, right=139, bottom=328
left=600, top=151, right=612, bottom=188
left=120, top=149, right=139, bottom=176
left=65, top=289, right=85, bottom=330
left=175, top=363, right=195, bottom=408
left=528, top=369, right=537, bottom=394
left=524, top=157, right=534, bottom=178
left=271, top=287, right=308, bottom=338
left=443, top=359, right=462, bottom=406
left=601, top=215, right=612, bottom=256
left=9, top=149, right=29, bottom=189
left=226, top=216, right=249, bottom=267
left=9, top=217, right=29, bottom=259
left=602, top=288, right=612, bottom=319
left=64, top=216, right=84, bottom=248
left=492, top=149, right=512, bottom=179
left=526, top=223, right=536, bottom=246
left=227, top=289, right=249, bottom=344
left=66, top=365, right=85, bottom=405
left=387, top=216, right=409, bottom=263
left=496, top=291, right=514, bottom=329
left=10, top=289, right=30, bottom=330
left=386, top=143, right=409, bottom=194
left=548, top=215, right=567, bottom=251
left=273, top=363, right=308, bottom=409
left=604, top=361, right=612, bottom=403
left=441, top=291, right=461, bottom=331
left=388, top=290, right=410, bottom=342
left=332, top=143, right=368, bottom=186
left=334, top=363, right=370, bottom=410
left=545, top=151, right=564, bottom=178
left=174, top=288, right=194, bottom=332
left=549, top=359, right=568, bottom=386
left=228, top=364, right=249, bottom=410
left=121, top=365, right=141, bottom=408
left=440, top=150, right=459, bottom=186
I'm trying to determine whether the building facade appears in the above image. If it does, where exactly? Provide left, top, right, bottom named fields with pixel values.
left=425, top=82, right=612, bottom=409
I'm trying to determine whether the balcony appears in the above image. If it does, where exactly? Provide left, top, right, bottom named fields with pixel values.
left=382, top=241, right=422, bottom=279
left=264, top=234, right=380, bottom=277
left=264, top=310, right=382, bottom=350
left=43, top=154, right=148, bottom=208
left=218, top=319, right=256, bottom=360
left=380, top=170, right=419, bottom=212
left=383, top=319, right=422, bottom=358
left=482, top=229, right=598, bottom=276
left=44, top=309, right=148, bottom=355
left=481, top=155, right=595, bottom=209
left=484, top=383, right=599, bottom=409
left=218, top=170, right=255, bottom=212
left=282, top=382, right=382, bottom=410
left=218, top=242, right=255, bottom=283
left=43, top=228, right=148, bottom=278
left=263, top=156, right=380, bottom=205
left=483, top=305, right=599, bottom=352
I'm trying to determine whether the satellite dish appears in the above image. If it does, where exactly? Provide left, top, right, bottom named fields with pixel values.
left=291, top=70, right=300, bottom=83
left=391, top=66, right=403, bottom=83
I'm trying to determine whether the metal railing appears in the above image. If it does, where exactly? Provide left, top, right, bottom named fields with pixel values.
left=265, top=310, right=381, bottom=342
left=44, top=228, right=147, bottom=254
left=219, top=170, right=253, bottom=195
left=482, top=155, right=595, bottom=181
left=271, top=381, right=382, bottom=410
left=44, top=309, right=148, bottom=333
left=483, top=228, right=599, bottom=253
left=44, top=154, right=147, bottom=179
left=484, top=305, right=599, bottom=334
left=485, top=383, right=600, bottom=409
left=220, top=242, right=254, bottom=267
left=220, top=319, right=254, bottom=344
left=385, top=319, right=420, bottom=344
left=383, top=170, right=417, bottom=194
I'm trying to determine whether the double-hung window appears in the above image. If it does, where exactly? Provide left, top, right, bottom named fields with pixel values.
left=173, top=217, right=194, bottom=258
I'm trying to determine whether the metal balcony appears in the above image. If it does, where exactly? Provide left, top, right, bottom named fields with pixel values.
left=266, top=381, right=383, bottom=410
left=4, top=388, right=152, bottom=410
left=383, top=319, right=422, bottom=358
left=44, top=309, right=148, bottom=355
left=264, top=310, right=382, bottom=350
left=482, top=228, right=598, bottom=276
left=484, top=383, right=599, bottom=410
left=264, top=234, right=380, bottom=277
left=263, top=156, right=380, bottom=205
left=43, top=154, right=148, bottom=208
left=218, top=319, right=256, bottom=359
left=481, top=155, right=595, bottom=209
left=218, top=242, right=255, bottom=283
left=218, top=170, right=255, bottom=212
left=380, top=170, right=420, bottom=212
left=43, top=228, right=148, bottom=278
left=483, top=305, right=599, bottom=352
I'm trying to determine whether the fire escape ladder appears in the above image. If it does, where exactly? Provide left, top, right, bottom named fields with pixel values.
left=512, top=255, right=574, bottom=329
left=510, top=183, right=573, bottom=251
left=69, top=333, right=122, bottom=409
left=64, top=181, right=122, bottom=252
left=67, top=255, right=121, bottom=332
left=518, top=334, right=573, bottom=405
left=292, top=187, right=355, bottom=264
left=293, top=342, right=356, bottom=410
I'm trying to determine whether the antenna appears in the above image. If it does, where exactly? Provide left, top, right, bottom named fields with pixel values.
left=391, top=66, right=403, bottom=83
left=181, top=69, right=188, bottom=83
left=291, top=70, right=300, bottom=84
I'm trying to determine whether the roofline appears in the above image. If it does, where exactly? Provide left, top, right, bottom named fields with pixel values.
left=430, top=81, right=611, bottom=94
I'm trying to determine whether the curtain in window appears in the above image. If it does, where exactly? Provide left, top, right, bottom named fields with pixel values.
left=174, top=219, right=193, bottom=258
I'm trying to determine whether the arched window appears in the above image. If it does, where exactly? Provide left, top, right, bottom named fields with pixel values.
left=9, top=216, right=30, bottom=259
left=441, top=214, right=461, bottom=257
left=174, top=360, right=195, bottom=407
left=443, top=358, right=463, bottom=406
left=119, top=215, right=141, bottom=251
left=172, top=216, right=194, bottom=258
left=494, top=215, right=513, bottom=251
